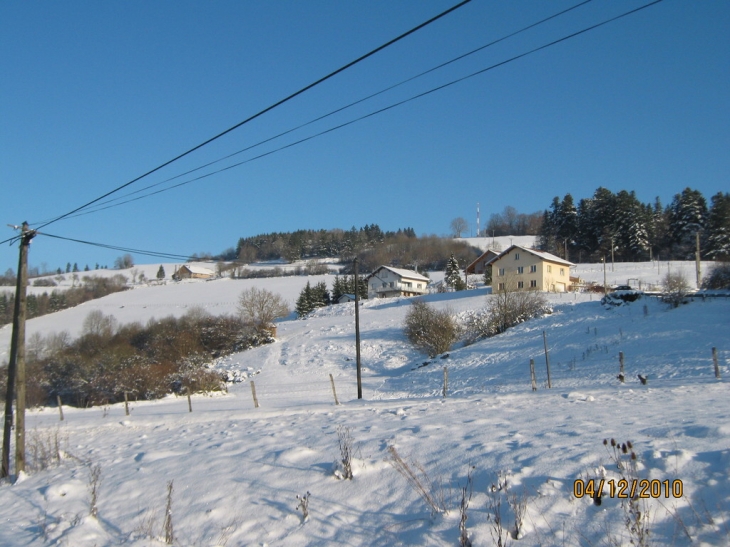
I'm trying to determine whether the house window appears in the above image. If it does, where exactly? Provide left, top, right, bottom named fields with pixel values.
left=517, top=266, right=524, bottom=274
left=514, top=253, right=520, bottom=260
left=518, top=281, right=524, bottom=289
left=382, top=282, right=387, bottom=288
left=530, top=280, right=537, bottom=288
left=547, top=265, right=552, bottom=273
left=560, top=268, right=565, bottom=276
left=417, top=284, right=422, bottom=289
left=530, top=265, right=537, bottom=273
left=498, top=282, right=505, bottom=290
left=498, top=268, right=505, bottom=276
left=390, top=282, right=394, bottom=288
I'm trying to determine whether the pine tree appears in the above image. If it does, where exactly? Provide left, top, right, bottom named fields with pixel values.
left=311, top=281, right=330, bottom=308
left=669, top=188, right=707, bottom=258
left=157, top=265, right=166, bottom=280
left=706, top=192, right=730, bottom=259
left=295, top=282, right=314, bottom=318
left=331, top=275, right=344, bottom=303
left=445, top=254, right=464, bottom=290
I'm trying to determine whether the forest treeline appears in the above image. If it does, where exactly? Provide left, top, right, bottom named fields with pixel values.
left=226, top=224, right=479, bottom=273
left=0, top=275, right=129, bottom=327
left=538, top=187, right=730, bottom=262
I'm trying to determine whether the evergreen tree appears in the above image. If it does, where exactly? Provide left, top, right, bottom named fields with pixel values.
left=331, top=275, right=344, bottom=302
left=66, top=262, right=71, bottom=274
left=157, top=265, right=166, bottom=280
left=669, top=187, right=707, bottom=258
left=706, top=192, right=730, bottom=259
left=295, top=282, right=314, bottom=318
left=444, top=254, right=464, bottom=290
left=73, top=263, right=79, bottom=273
left=311, top=281, right=330, bottom=308
left=84, top=265, right=90, bottom=271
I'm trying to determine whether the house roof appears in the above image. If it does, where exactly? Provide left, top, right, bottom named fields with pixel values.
left=491, top=245, right=575, bottom=267
left=180, top=265, right=216, bottom=276
left=466, top=249, right=499, bottom=272
left=366, top=265, right=430, bottom=283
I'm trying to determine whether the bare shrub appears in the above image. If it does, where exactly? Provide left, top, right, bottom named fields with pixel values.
left=488, top=278, right=551, bottom=335
left=403, top=300, right=458, bottom=358
left=27, top=427, right=65, bottom=472
left=336, top=425, right=354, bottom=480
left=82, top=310, right=118, bottom=338
left=662, top=271, right=690, bottom=308
left=487, top=473, right=511, bottom=547
left=602, top=439, right=652, bottom=547
left=296, top=491, right=311, bottom=522
left=237, top=287, right=289, bottom=333
left=88, top=463, right=102, bottom=517
left=459, top=467, right=474, bottom=547
left=387, top=445, right=448, bottom=516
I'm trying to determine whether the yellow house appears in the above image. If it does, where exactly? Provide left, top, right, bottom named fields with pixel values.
left=489, top=245, right=574, bottom=293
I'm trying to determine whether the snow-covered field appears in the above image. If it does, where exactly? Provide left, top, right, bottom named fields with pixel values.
left=0, top=261, right=728, bottom=546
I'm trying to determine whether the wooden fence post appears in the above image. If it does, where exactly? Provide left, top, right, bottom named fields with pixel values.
left=250, top=381, right=259, bottom=408
left=124, top=392, right=130, bottom=416
left=713, top=347, right=721, bottom=379
left=619, top=351, right=625, bottom=382
left=442, top=366, right=448, bottom=398
left=329, top=374, right=340, bottom=405
left=530, top=359, right=537, bottom=392
left=543, top=331, right=552, bottom=389
left=187, top=390, right=192, bottom=413
left=56, top=395, right=64, bottom=422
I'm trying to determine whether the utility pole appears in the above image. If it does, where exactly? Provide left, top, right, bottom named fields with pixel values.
left=2, top=222, right=36, bottom=479
left=695, top=231, right=701, bottom=288
left=353, top=258, right=362, bottom=399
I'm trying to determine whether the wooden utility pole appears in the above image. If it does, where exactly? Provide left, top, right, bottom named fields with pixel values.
left=354, top=258, right=362, bottom=399
left=695, top=231, right=701, bottom=288
left=543, top=331, right=552, bottom=389
left=2, top=222, right=36, bottom=478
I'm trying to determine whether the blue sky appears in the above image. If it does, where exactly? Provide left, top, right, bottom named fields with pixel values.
left=1, top=0, right=728, bottom=273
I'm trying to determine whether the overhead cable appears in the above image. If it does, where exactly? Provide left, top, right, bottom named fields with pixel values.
left=33, top=0, right=472, bottom=231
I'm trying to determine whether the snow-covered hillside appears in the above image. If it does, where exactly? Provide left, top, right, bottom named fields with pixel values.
left=0, top=262, right=728, bottom=546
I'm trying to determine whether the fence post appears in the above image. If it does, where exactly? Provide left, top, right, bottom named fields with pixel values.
left=530, top=359, right=537, bottom=392
left=713, top=347, right=721, bottom=379
left=124, top=392, right=130, bottom=416
left=250, top=381, right=259, bottom=408
left=543, top=331, right=552, bottom=389
left=187, top=390, right=192, bottom=413
left=329, top=374, right=340, bottom=405
left=56, top=395, right=64, bottom=422
left=619, top=351, right=625, bottom=382
left=442, top=366, right=448, bottom=398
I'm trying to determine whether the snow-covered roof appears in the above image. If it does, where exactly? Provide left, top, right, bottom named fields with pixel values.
left=492, top=245, right=575, bottom=267
left=367, top=265, right=429, bottom=282
left=180, top=265, right=216, bottom=276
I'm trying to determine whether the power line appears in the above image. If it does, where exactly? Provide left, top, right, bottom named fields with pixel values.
left=32, top=0, right=472, bottom=232
left=51, top=0, right=665, bottom=218
left=46, top=0, right=594, bottom=222
left=37, top=232, right=207, bottom=263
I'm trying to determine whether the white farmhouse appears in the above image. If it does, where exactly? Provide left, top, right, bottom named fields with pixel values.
left=366, top=266, right=430, bottom=299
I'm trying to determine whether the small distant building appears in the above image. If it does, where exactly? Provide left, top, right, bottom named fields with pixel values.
left=337, top=293, right=357, bottom=304
left=465, top=249, right=500, bottom=275
left=175, top=265, right=216, bottom=280
left=490, top=245, right=574, bottom=293
left=366, top=266, right=430, bottom=299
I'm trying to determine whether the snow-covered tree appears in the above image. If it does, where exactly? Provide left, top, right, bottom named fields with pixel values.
left=444, top=254, right=465, bottom=290
left=705, top=192, right=730, bottom=259
left=669, top=187, right=707, bottom=258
